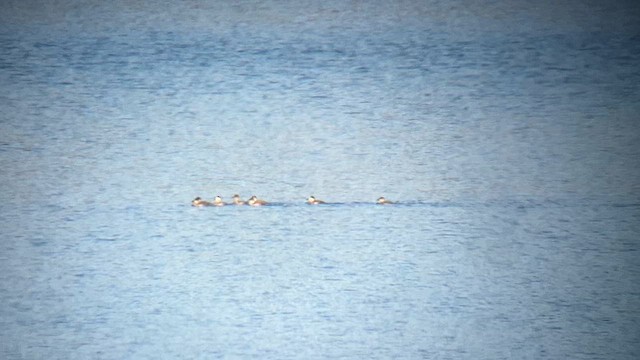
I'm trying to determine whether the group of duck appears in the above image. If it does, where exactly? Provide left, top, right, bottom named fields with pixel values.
left=191, top=195, right=394, bottom=207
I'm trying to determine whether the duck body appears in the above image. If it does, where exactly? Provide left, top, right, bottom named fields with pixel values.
left=192, top=197, right=213, bottom=207
left=377, top=197, right=393, bottom=205
left=307, top=196, right=326, bottom=205
left=231, top=194, right=246, bottom=205
left=212, top=196, right=226, bottom=206
left=247, top=195, right=268, bottom=206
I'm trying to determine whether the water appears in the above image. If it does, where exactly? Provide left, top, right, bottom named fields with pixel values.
left=1, top=1, right=640, bottom=358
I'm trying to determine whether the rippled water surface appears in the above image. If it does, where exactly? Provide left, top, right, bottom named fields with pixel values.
left=1, top=1, right=639, bottom=359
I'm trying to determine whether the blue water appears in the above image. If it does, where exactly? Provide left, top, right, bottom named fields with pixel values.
left=1, top=1, right=640, bottom=359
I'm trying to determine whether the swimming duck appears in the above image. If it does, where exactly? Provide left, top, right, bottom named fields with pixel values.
left=377, top=197, right=393, bottom=205
left=212, top=195, right=226, bottom=206
left=307, top=196, right=326, bottom=205
left=231, top=194, right=246, bottom=205
left=192, top=197, right=212, bottom=207
left=247, top=195, right=268, bottom=206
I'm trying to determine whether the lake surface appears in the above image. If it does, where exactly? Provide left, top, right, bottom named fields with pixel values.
left=1, top=1, right=639, bottom=359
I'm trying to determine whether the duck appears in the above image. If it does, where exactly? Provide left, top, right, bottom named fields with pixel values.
left=192, top=197, right=212, bottom=207
left=247, top=195, right=268, bottom=206
left=212, top=195, right=226, bottom=206
left=231, top=194, right=246, bottom=205
left=377, top=196, right=393, bottom=205
left=307, top=196, right=326, bottom=205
